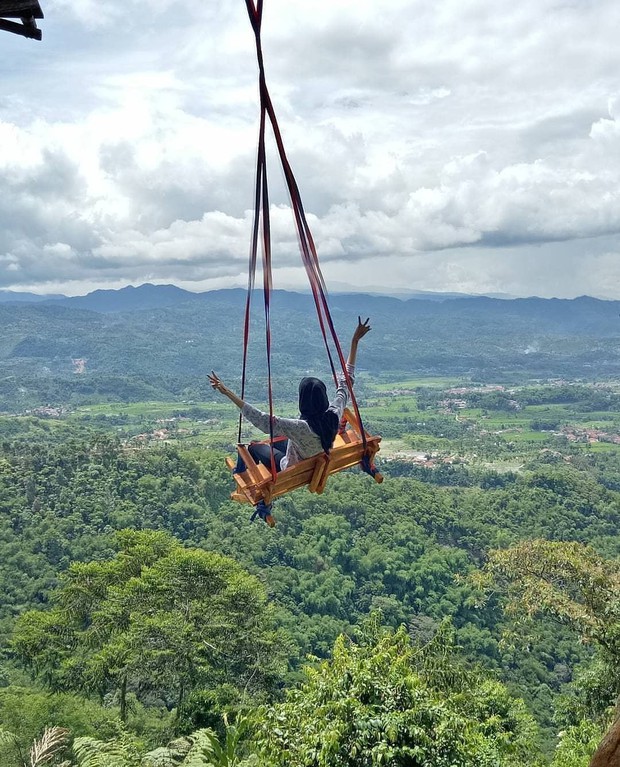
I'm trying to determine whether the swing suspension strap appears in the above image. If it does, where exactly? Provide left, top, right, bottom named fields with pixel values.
left=240, top=0, right=368, bottom=480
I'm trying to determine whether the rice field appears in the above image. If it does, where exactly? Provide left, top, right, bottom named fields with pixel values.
left=10, top=376, right=620, bottom=466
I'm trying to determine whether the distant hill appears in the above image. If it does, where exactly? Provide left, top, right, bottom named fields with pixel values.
left=1, top=287, right=619, bottom=410
left=53, top=283, right=202, bottom=313
left=1, top=283, right=519, bottom=313
left=329, top=283, right=517, bottom=301
left=0, top=290, right=65, bottom=303
left=52, top=284, right=474, bottom=312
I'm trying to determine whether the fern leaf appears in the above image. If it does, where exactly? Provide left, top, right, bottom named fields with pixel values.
left=141, top=746, right=181, bottom=766
left=30, top=727, right=70, bottom=767
left=142, top=735, right=195, bottom=766
left=183, top=753, right=215, bottom=767
left=0, top=727, right=18, bottom=746
left=181, top=728, right=219, bottom=767
left=72, top=736, right=137, bottom=767
left=0, top=728, right=22, bottom=767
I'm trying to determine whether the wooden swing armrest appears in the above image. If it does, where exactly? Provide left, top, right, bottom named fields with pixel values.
left=309, top=453, right=330, bottom=493
left=236, top=444, right=264, bottom=485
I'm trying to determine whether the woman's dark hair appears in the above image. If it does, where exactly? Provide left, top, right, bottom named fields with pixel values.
left=298, top=377, right=339, bottom=453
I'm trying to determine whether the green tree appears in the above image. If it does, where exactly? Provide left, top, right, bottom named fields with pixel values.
left=254, top=619, right=540, bottom=766
left=0, top=686, right=123, bottom=761
left=550, top=720, right=605, bottom=767
left=473, top=540, right=620, bottom=682
left=474, top=540, right=620, bottom=764
left=13, top=531, right=287, bottom=723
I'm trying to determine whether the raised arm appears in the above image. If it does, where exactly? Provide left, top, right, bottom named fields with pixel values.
left=347, top=316, right=371, bottom=368
left=330, top=317, right=371, bottom=417
left=209, top=372, right=245, bottom=409
left=209, top=371, right=308, bottom=440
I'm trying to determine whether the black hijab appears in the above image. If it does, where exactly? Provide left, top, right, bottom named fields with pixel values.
left=298, top=377, right=339, bottom=453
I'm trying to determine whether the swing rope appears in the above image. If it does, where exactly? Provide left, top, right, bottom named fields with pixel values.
left=239, top=0, right=369, bottom=480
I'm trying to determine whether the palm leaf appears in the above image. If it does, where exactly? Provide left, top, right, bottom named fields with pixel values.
left=30, top=727, right=70, bottom=767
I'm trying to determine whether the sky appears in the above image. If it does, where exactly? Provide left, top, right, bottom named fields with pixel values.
left=1, top=0, right=619, bottom=298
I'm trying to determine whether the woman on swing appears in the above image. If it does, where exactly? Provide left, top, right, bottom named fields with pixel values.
left=208, top=317, right=371, bottom=473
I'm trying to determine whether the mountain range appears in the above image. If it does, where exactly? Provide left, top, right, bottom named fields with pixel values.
left=0, top=283, right=516, bottom=312
left=1, top=283, right=619, bottom=410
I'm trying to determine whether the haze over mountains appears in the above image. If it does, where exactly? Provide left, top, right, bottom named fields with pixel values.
left=1, top=283, right=619, bottom=411
left=0, top=283, right=514, bottom=310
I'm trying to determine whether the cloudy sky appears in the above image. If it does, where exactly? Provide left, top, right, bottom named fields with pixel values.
left=1, top=0, right=619, bottom=298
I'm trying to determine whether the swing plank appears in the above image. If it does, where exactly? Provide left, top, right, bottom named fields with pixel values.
left=229, top=409, right=381, bottom=508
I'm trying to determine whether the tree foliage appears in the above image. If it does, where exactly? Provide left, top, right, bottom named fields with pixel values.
left=475, top=540, right=620, bottom=764
left=3, top=429, right=620, bottom=754
left=550, top=720, right=606, bottom=767
left=13, top=531, right=286, bottom=720
left=474, top=539, right=620, bottom=663
left=254, top=619, right=541, bottom=766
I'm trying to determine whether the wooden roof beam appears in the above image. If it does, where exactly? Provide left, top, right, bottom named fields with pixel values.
left=0, top=16, right=41, bottom=39
left=0, top=1, right=43, bottom=18
left=0, top=1, right=43, bottom=39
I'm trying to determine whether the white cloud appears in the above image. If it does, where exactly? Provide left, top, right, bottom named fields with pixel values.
left=1, top=0, right=620, bottom=296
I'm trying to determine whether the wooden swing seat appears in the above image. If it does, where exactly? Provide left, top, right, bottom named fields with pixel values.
left=226, top=408, right=382, bottom=507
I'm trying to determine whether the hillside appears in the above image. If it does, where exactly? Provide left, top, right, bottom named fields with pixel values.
left=1, top=286, right=619, bottom=762
left=1, top=287, right=620, bottom=410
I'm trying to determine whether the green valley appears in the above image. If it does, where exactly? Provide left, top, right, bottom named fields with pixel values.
left=1, top=290, right=620, bottom=765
